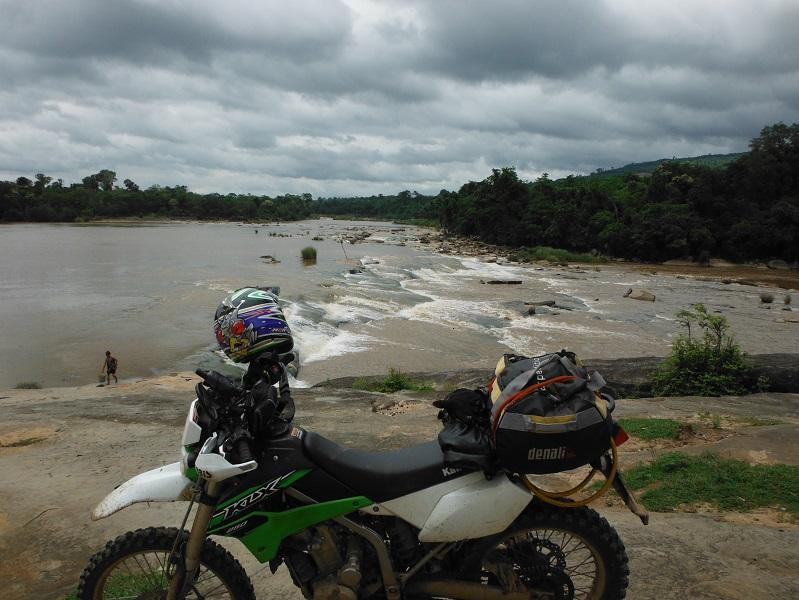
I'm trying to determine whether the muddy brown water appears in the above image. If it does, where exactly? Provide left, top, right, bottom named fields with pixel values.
left=2, top=220, right=798, bottom=391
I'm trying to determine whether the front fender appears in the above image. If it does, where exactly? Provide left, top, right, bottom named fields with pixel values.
left=92, top=462, right=193, bottom=520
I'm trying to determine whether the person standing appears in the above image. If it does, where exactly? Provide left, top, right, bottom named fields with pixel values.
left=101, top=351, right=118, bottom=384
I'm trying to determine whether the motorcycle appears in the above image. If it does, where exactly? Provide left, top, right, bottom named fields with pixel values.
left=78, top=352, right=646, bottom=600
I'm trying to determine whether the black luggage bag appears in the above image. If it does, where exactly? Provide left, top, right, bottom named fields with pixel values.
left=489, top=351, right=615, bottom=474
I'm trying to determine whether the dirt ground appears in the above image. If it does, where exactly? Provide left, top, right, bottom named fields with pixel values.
left=620, top=261, right=799, bottom=291
left=1, top=375, right=798, bottom=599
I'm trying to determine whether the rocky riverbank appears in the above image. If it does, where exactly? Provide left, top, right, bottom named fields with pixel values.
left=2, top=367, right=799, bottom=599
left=412, top=230, right=799, bottom=290
left=320, top=353, right=799, bottom=398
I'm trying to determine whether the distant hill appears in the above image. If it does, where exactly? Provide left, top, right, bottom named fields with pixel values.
left=590, top=152, right=745, bottom=177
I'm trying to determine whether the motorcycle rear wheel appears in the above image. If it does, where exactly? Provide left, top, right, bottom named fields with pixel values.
left=77, top=527, right=255, bottom=600
left=474, top=503, right=629, bottom=600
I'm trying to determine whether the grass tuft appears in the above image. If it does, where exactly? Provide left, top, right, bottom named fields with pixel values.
left=508, top=246, right=607, bottom=264
left=698, top=412, right=784, bottom=428
left=618, top=418, right=683, bottom=440
left=734, top=416, right=785, bottom=427
left=353, top=368, right=434, bottom=393
left=14, top=381, right=41, bottom=389
left=300, top=246, right=317, bottom=260
left=393, top=218, right=440, bottom=228
left=624, top=452, right=799, bottom=515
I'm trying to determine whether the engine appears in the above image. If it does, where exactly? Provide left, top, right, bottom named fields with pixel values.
left=282, top=517, right=430, bottom=599
left=284, top=524, right=364, bottom=600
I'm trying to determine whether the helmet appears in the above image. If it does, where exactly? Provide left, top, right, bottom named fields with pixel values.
left=213, top=287, right=293, bottom=362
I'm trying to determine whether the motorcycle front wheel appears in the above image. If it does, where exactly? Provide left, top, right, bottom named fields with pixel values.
left=474, top=503, right=629, bottom=600
left=77, top=527, right=255, bottom=600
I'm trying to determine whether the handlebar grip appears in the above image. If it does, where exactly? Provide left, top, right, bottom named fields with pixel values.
left=235, top=438, right=254, bottom=463
left=196, top=369, right=243, bottom=397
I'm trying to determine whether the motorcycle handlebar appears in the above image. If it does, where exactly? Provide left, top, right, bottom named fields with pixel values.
left=196, top=369, right=243, bottom=397
left=235, top=438, right=254, bottom=463
left=249, top=379, right=279, bottom=434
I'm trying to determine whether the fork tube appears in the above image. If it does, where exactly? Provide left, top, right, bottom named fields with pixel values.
left=167, top=480, right=221, bottom=600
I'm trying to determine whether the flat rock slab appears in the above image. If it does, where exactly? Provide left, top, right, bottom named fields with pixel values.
left=617, top=511, right=799, bottom=599
left=1, top=376, right=798, bottom=599
left=616, top=392, right=799, bottom=422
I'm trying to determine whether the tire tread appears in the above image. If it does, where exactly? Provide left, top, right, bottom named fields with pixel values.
left=77, top=526, right=255, bottom=600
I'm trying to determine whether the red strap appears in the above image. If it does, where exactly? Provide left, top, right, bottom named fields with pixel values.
left=491, top=375, right=577, bottom=437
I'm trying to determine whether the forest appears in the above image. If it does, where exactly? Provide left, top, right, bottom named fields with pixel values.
left=0, top=174, right=314, bottom=223
left=314, top=190, right=438, bottom=224
left=438, top=123, right=798, bottom=262
left=1, top=122, right=797, bottom=262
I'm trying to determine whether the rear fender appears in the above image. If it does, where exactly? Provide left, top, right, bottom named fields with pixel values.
left=91, top=462, right=193, bottom=520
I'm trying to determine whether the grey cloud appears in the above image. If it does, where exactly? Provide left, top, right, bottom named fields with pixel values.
left=414, top=0, right=799, bottom=81
left=2, top=0, right=352, bottom=76
left=415, top=0, right=628, bottom=81
left=1, top=0, right=798, bottom=196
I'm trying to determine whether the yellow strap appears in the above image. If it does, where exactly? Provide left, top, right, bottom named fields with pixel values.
left=527, top=414, right=576, bottom=424
left=595, top=393, right=608, bottom=418
left=494, top=355, right=507, bottom=377
left=522, top=438, right=617, bottom=508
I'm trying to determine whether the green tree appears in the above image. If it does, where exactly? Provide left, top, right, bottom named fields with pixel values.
left=82, top=174, right=99, bottom=191
left=33, top=173, right=52, bottom=195
left=95, top=169, right=117, bottom=192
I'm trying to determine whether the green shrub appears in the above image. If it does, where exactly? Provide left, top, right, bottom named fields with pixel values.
left=509, top=246, right=607, bottom=264
left=15, top=381, right=41, bottom=389
left=652, top=304, right=749, bottom=396
left=353, top=368, right=434, bottom=393
left=301, top=246, right=317, bottom=260
left=393, top=218, right=440, bottom=228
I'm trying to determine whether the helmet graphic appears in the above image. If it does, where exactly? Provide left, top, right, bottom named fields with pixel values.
left=213, top=287, right=293, bottom=362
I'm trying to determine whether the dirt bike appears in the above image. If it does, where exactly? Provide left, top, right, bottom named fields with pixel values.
left=78, top=353, right=646, bottom=599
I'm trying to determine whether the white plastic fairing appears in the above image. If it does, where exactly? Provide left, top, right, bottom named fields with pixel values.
left=92, top=462, right=193, bottom=520
left=181, top=399, right=202, bottom=446
left=194, top=433, right=258, bottom=482
left=378, top=472, right=484, bottom=528
left=417, top=474, right=532, bottom=542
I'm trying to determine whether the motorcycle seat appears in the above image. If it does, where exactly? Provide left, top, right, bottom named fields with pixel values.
left=302, top=432, right=457, bottom=502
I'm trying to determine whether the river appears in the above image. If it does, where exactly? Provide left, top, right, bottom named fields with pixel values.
left=0, top=220, right=795, bottom=389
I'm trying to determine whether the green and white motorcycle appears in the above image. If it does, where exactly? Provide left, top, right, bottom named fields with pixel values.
left=79, top=354, right=639, bottom=600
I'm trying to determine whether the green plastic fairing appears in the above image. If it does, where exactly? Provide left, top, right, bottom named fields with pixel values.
left=212, top=495, right=373, bottom=562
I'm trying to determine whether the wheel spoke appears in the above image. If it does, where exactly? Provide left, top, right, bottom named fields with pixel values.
left=81, top=529, right=247, bottom=600
left=101, top=551, right=226, bottom=599
left=195, top=567, right=218, bottom=585
left=198, top=577, right=230, bottom=598
left=140, top=552, right=165, bottom=588
left=481, top=523, right=608, bottom=600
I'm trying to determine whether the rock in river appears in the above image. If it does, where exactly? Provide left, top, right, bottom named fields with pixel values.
left=624, top=288, right=656, bottom=302
left=767, top=259, right=791, bottom=270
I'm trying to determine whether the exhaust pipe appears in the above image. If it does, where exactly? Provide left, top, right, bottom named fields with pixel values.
left=404, top=580, right=532, bottom=600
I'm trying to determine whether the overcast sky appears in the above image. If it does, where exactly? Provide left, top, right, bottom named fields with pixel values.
left=1, top=0, right=798, bottom=196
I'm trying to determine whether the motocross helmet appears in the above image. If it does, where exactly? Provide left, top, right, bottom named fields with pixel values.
left=213, top=287, right=293, bottom=362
